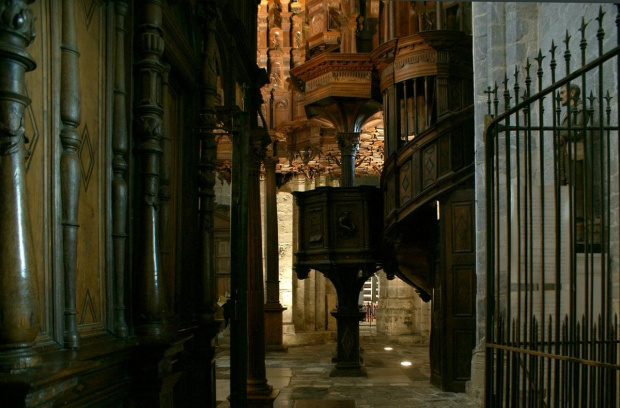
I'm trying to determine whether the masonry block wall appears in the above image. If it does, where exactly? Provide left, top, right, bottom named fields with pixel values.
left=470, top=3, right=620, bottom=404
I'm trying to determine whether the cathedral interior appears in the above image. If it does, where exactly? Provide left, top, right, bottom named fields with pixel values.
left=0, top=1, right=618, bottom=407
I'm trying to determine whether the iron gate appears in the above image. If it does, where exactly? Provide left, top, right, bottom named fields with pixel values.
left=485, top=6, right=620, bottom=407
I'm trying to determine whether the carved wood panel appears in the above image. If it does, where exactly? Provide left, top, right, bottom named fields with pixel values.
left=411, top=149, right=421, bottom=197
left=438, top=134, right=450, bottom=176
left=385, top=173, right=395, bottom=217
left=75, top=0, right=106, bottom=336
left=422, top=144, right=436, bottom=189
left=24, top=0, right=52, bottom=342
left=439, top=189, right=476, bottom=392
left=399, top=160, right=411, bottom=205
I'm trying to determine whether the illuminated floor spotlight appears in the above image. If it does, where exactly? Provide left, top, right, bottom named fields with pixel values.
left=400, top=361, right=412, bottom=367
left=384, top=347, right=393, bottom=351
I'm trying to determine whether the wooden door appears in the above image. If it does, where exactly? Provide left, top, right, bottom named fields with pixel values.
left=432, top=188, right=476, bottom=392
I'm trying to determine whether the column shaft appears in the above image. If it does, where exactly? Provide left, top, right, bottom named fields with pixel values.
left=112, top=0, right=129, bottom=338
left=134, top=0, right=167, bottom=338
left=0, top=0, right=41, bottom=370
left=337, top=132, right=360, bottom=187
left=247, top=136, right=272, bottom=395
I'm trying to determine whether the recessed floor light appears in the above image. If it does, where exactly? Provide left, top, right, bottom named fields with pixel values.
left=384, top=347, right=393, bottom=351
left=401, top=361, right=412, bottom=367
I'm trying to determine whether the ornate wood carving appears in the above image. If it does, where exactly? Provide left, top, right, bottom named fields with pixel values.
left=134, top=0, right=167, bottom=338
left=294, top=186, right=383, bottom=376
left=112, top=0, right=129, bottom=338
left=60, top=0, right=82, bottom=349
left=0, top=0, right=42, bottom=371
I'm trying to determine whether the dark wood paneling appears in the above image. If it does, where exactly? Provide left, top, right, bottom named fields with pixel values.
left=434, top=188, right=476, bottom=392
left=422, top=144, right=436, bottom=189
left=399, top=159, right=411, bottom=205
left=452, top=201, right=474, bottom=253
left=24, top=0, right=53, bottom=343
left=452, top=329, right=475, bottom=380
left=76, top=0, right=106, bottom=337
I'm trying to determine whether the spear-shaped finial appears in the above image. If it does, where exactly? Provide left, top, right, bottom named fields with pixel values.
left=587, top=90, right=596, bottom=108
left=564, top=30, right=572, bottom=49
left=579, top=17, right=589, bottom=40
left=534, top=49, right=545, bottom=68
left=596, top=6, right=606, bottom=53
left=596, top=6, right=606, bottom=28
left=484, top=85, right=493, bottom=115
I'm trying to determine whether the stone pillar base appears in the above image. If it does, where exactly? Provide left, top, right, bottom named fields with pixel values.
left=247, top=388, right=280, bottom=408
left=265, top=305, right=287, bottom=352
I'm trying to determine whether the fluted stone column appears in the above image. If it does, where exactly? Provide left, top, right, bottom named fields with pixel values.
left=337, top=132, right=360, bottom=187
left=133, top=0, right=168, bottom=339
left=263, top=141, right=286, bottom=351
left=0, top=0, right=41, bottom=371
left=112, top=0, right=129, bottom=338
left=247, top=132, right=279, bottom=407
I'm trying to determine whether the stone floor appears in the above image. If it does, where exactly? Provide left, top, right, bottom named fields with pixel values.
left=215, top=325, right=481, bottom=407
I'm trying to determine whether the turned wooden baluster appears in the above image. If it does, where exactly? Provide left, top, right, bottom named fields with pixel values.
left=112, top=0, right=129, bottom=338
left=134, top=0, right=168, bottom=338
left=60, top=0, right=82, bottom=349
left=0, top=0, right=42, bottom=371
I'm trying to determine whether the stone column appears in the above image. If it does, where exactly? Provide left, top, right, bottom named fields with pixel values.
left=133, top=0, right=168, bottom=339
left=112, top=0, right=129, bottom=338
left=247, top=132, right=279, bottom=407
left=263, top=140, right=286, bottom=351
left=327, top=267, right=368, bottom=377
left=0, top=0, right=41, bottom=371
left=60, top=0, right=82, bottom=350
left=337, top=132, right=360, bottom=187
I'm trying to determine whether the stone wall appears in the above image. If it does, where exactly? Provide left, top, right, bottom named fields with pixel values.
left=376, top=274, right=431, bottom=343
left=470, top=3, right=619, bottom=404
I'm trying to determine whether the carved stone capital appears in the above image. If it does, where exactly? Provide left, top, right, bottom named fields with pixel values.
left=337, top=132, right=360, bottom=156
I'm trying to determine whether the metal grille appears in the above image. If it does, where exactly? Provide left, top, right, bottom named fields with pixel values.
left=484, top=7, right=620, bottom=407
